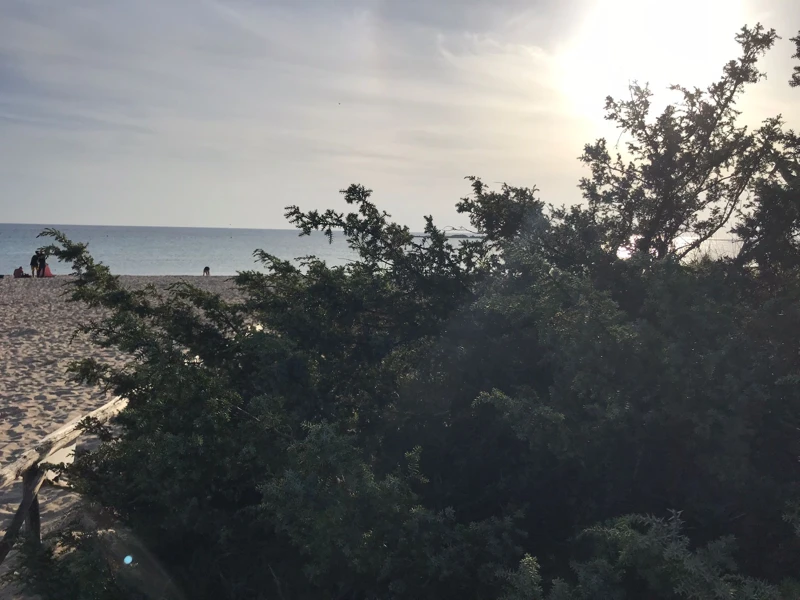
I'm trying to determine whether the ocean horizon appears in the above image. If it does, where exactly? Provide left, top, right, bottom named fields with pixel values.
left=1, top=223, right=742, bottom=277
left=0, top=223, right=359, bottom=276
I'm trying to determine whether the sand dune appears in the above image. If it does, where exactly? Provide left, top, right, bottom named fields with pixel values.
left=0, top=275, right=240, bottom=598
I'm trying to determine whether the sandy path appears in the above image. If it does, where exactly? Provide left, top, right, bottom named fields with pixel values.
left=0, top=275, right=240, bottom=598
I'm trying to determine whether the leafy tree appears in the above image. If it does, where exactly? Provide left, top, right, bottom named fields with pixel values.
left=578, top=25, right=780, bottom=260
left=11, top=23, right=800, bottom=600
left=734, top=127, right=800, bottom=277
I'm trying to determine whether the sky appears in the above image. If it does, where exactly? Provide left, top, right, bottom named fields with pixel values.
left=0, top=0, right=798, bottom=230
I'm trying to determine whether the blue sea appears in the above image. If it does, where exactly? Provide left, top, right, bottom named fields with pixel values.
left=0, top=223, right=359, bottom=276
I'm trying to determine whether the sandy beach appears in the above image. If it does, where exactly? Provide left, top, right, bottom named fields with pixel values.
left=0, top=275, right=240, bottom=597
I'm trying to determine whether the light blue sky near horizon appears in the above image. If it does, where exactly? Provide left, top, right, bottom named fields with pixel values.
left=0, top=0, right=798, bottom=231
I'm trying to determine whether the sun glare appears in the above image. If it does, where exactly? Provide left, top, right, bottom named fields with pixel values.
left=557, top=0, right=746, bottom=121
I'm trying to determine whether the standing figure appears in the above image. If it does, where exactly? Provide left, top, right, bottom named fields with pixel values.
left=30, top=251, right=39, bottom=277
left=203, top=266, right=210, bottom=277
left=37, top=252, right=46, bottom=278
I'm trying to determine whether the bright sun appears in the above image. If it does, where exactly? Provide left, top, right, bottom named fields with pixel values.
left=556, top=0, right=747, bottom=121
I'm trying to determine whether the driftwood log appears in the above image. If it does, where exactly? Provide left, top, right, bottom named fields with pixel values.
left=0, top=396, right=127, bottom=567
left=0, top=469, right=45, bottom=565
left=0, top=397, right=127, bottom=488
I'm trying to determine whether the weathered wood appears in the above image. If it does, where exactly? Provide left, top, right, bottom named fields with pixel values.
left=43, top=442, right=77, bottom=485
left=23, top=469, right=42, bottom=545
left=0, top=396, right=127, bottom=488
left=0, top=469, right=46, bottom=566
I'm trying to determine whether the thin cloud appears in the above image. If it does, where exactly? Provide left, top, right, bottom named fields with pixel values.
left=0, top=0, right=797, bottom=228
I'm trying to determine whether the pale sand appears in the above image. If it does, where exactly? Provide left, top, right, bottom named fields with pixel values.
left=0, top=275, right=240, bottom=598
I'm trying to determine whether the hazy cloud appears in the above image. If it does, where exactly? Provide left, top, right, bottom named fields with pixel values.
left=0, top=0, right=797, bottom=228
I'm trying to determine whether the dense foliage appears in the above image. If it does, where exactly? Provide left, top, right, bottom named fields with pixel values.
left=14, top=24, right=800, bottom=599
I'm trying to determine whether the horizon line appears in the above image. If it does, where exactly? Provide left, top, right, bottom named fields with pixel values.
left=0, top=222, right=331, bottom=233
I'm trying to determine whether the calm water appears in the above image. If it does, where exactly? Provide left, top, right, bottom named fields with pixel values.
left=1, top=223, right=741, bottom=277
left=0, top=223, right=359, bottom=276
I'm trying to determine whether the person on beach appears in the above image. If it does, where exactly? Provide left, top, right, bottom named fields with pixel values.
left=37, top=252, right=46, bottom=278
left=30, top=252, right=39, bottom=277
left=203, top=266, right=210, bottom=276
